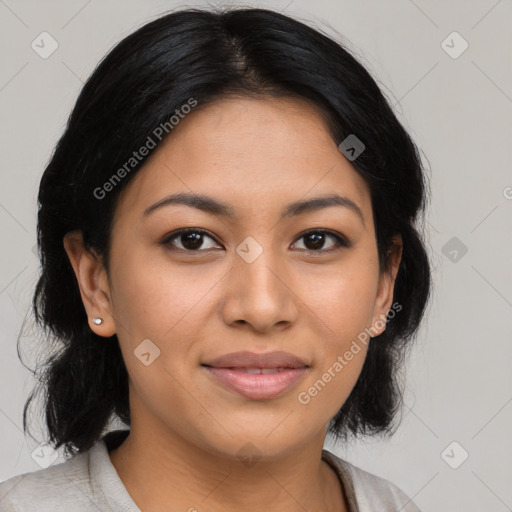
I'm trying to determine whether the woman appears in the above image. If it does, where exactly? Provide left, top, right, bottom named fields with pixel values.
left=0, top=6, right=431, bottom=511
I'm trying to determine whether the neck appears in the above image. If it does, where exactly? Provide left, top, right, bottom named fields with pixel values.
left=108, top=422, right=347, bottom=512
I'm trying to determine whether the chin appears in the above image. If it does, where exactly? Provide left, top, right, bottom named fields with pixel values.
left=195, top=421, right=314, bottom=463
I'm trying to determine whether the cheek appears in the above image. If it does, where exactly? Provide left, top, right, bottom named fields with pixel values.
left=110, top=246, right=220, bottom=342
left=300, top=254, right=380, bottom=344
left=109, top=254, right=213, bottom=424
left=295, top=344, right=369, bottom=429
left=295, top=253, right=378, bottom=407
left=109, top=252, right=223, bottom=407
left=297, top=272, right=374, bottom=418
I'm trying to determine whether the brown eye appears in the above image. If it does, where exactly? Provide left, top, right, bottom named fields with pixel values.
left=161, top=228, right=352, bottom=255
left=292, top=230, right=352, bottom=253
left=303, top=232, right=328, bottom=250
left=162, top=229, right=221, bottom=252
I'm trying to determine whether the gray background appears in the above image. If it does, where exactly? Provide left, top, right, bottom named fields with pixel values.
left=1, top=1, right=511, bottom=511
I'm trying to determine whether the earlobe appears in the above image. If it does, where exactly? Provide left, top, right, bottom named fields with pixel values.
left=63, top=230, right=116, bottom=337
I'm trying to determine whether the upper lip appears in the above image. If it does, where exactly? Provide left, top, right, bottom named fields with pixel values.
left=202, top=351, right=309, bottom=369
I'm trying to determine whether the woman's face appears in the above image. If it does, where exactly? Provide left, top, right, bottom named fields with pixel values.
left=75, top=96, right=401, bottom=459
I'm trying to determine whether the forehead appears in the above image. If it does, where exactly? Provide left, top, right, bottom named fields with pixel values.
left=114, top=96, right=372, bottom=224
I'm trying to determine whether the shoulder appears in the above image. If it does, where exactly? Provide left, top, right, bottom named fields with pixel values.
left=0, top=447, right=96, bottom=512
left=322, top=449, right=422, bottom=512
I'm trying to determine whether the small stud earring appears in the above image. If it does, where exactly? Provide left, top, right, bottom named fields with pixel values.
left=92, top=317, right=103, bottom=325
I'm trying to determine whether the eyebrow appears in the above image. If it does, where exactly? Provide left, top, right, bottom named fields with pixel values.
left=143, top=192, right=365, bottom=226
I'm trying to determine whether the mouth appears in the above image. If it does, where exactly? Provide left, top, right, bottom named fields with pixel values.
left=201, top=351, right=310, bottom=400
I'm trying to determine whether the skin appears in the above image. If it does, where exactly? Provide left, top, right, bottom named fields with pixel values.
left=64, top=96, right=402, bottom=512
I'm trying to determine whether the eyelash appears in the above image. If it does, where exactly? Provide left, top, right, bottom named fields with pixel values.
left=160, top=228, right=353, bottom=255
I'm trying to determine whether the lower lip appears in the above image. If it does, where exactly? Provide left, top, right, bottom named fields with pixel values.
left=203, top=366, right=308, bottom=400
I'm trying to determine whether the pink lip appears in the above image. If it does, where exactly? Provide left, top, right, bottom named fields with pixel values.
left=204, top=367, right=308, bottom=400
left=203, top=350, right=309, bottom=369
left=202, top=351, right=309, bottom=400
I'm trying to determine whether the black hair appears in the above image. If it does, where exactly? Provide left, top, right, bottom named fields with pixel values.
left=20, top=6, right=432, bottom=456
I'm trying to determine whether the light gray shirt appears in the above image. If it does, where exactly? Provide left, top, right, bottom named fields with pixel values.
left=0, top=430, right=421, bottom=511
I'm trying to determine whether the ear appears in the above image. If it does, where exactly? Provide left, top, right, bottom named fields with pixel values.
left=63, top=230, right=116, bottom=337
left=370, top=233, right=403, bottom=337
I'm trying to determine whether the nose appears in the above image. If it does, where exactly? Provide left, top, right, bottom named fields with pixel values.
left=220, top=245, right=299, bottom=333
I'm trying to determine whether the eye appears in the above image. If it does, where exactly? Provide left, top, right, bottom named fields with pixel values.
left=291, top=229, right=352, bottom=254
left=161, top=228, right=222, bottom=252
left=161, top=228, right=352, bottom=255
